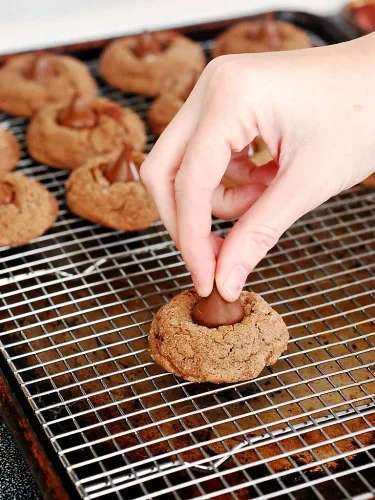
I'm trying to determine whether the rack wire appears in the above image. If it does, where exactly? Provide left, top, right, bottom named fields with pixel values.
left=0, top=34, right=375, bottom=500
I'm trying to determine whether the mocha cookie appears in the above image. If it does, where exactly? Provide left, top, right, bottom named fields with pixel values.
left=0, top=173, right=58, bottom=247
left=149, top=289, right=289, bottom=384
left=66, top=147, right=158, bottom=231
left=212, top=14, right=312, bottom=57
left=251, top=136, right=273, bottom=166
left=27, top=94, right=146, bottom=170
left=0, top=128, right=20, bottom=174
left=222, top=137, right=273, bottom=189
left=147, top=71, right=198, bottom=135
left=100, top=31, right=205, bottom=97
left=0, top=52, right=97, bottom=117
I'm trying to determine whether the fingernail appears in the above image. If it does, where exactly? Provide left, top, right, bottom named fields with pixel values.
left=191, top=272, right=212, bottom=297
left=223, top=265, right=249, bottom=299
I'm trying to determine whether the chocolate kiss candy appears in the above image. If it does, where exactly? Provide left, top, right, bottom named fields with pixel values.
left=24, top=53, right=55, bottom=83
left=0, top=181, right=14, bottom=205
left=256, top=12, right=282, bottom=47
left=192, top=285, right=245, bottom=328
left=57, top=93, right=97, bottom=129
left=103, top=148, right=140, bottom=184
left=133, top=31, right=163, bottom=57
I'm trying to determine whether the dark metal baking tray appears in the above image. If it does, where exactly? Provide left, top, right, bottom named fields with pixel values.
left=0, top=10, right=374, bottom=500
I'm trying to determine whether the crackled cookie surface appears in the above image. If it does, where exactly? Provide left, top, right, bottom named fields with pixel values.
left=0, top=128, right=20, bottom=174
left=100, top=31, right=205, bottom=96
left=213, top=15, right=312, bottom=57
left=27, top=94, right=146, bottom=169
left=0, top=52, right=97, bottom=117
left=66, top=148, right=158, bottom=231
left=0, top=173, right=58, bottom=247
left=149, top=289, right=289, bottom=384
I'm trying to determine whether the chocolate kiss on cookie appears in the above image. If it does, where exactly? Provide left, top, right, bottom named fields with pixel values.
left=256, top=13, right=282, bottom=47
left=0, top=181, right=14, bottom=205
left=57, top=93, right=97, bottom=129
left=24, top=53, right=56, bottom=83
left=192, top=285, right=245, bottom=328
left=103, top=147, right=140, bottom=184
left=133, top=31, right=165, bottom=57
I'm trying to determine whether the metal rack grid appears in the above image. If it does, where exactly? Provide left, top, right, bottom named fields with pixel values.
left=0, top=35, right=375, bottom=500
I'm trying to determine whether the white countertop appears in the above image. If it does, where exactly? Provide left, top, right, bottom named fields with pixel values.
left=0, top=0, right=344, bottom=55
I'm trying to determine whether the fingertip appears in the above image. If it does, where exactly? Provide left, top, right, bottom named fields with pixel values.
left=216, top=264, right=249, bottom=302
left=191, top=272, right=214, bottom=297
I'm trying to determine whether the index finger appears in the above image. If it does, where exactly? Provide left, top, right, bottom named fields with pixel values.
left=140, top=74, right=208, bottom=243
left=175, top=107, right=258, bottom=296
left=175, top=133, right=230, bottom=296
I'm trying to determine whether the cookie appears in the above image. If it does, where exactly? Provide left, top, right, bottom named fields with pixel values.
left=27, top=94, right=146, bottom=170
left=0, top=128, right=20, bottom=174
left=149, top=289, right=289, bottom=384
left=251, top=136, right=273, bottom=166
left=147, top=71, right=198, bottom=135
left=100, top=31, right=205, bottom=97
left=0, top=173, right=58, bottom=247
left=66, top=147, right=158, bottom=231
left=212, top=14, right=312, bottom=57
left=362, top=172, right=375, bottom=187
left=0, top=52, right=97, bottom=117
left=221, top=137, right=273, bottom=189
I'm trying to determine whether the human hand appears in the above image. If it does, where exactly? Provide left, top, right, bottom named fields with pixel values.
left=141, top=33, right=375, bottom=301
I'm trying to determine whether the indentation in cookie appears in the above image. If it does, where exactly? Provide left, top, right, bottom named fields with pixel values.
left=132, top=31, right=169, bottom=58
left=0, top=181, right=14, bottom=205
left=24, top=52, right=58, bottom=83
left=254, top=13, right=282, bottom=47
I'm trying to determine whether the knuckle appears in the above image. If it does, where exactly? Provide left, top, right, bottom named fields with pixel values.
left=244, top=223, right=281, bottom=253
left=210, top=60, right=237, bottom=86
left=174, top=168, right=195, bottom=193
left=204, top=56, right=224, bottom=73
left=204, top=57, right=241, bottom=91
left=139, top=162, right=152, bottom=187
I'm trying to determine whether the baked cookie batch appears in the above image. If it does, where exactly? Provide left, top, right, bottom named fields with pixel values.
left=0, top=19, right=314, bottom=249
left=7, top=16, right=374, bottom=383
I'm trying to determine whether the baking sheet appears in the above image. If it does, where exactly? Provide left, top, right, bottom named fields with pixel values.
left=0, top=12, right=374, bottom=500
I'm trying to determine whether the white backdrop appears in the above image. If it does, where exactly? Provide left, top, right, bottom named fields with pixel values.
left=0, top=0, right=345, bottom=54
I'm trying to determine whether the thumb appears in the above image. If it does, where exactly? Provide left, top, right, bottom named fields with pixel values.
left=215, top=163, right=327, bottom=301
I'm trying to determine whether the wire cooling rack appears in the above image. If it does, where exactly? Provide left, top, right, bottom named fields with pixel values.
left=0, top=32, right=375, bottom=500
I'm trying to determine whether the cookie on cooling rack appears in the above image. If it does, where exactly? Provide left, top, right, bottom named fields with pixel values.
left=0, top=52, right=97, bottom=117
left=221, top=137, right=273, bottom=189
left=250, top=136, right=273, bottom=166
left=212, top=13, right=312, bottom=57
left=149, top=288, right=289, bottom=384
left=26, top=93, right=146, bottom=170
left=147, top=70, right=199, bottom=135
left=0, top=173, right=58, bottom=247
left=99, top=31, right=205, bottom=97
left=66, top=146, right=158, bottom=231
left=0, top=128, right=20, bottom=174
